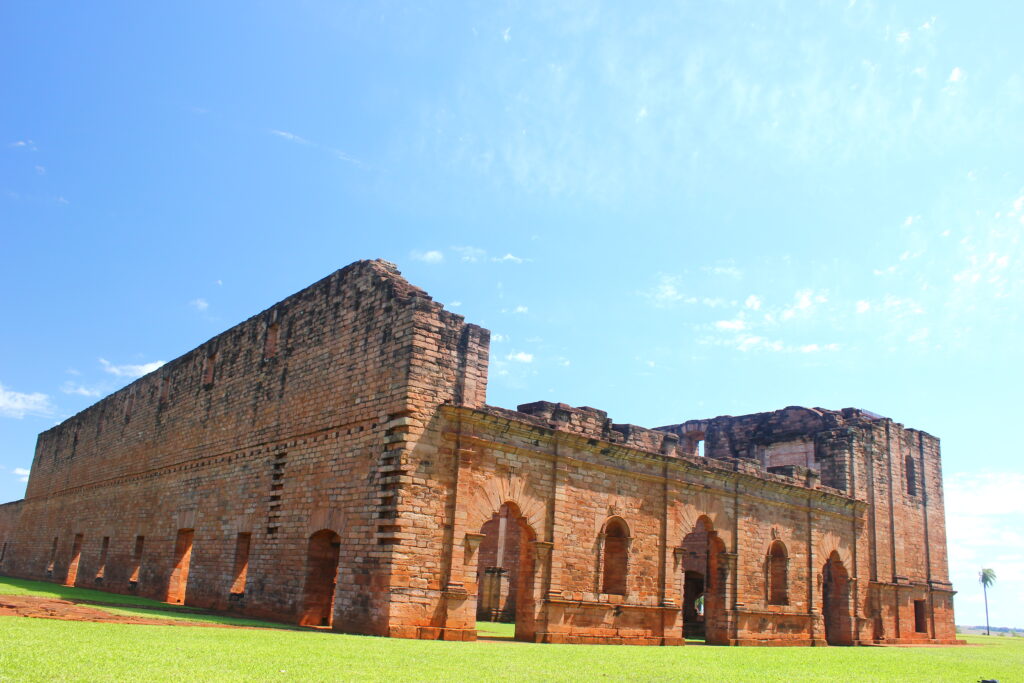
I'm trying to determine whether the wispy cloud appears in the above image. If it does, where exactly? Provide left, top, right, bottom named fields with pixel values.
left=268, top=129, right=361, bottom=166
left=99, top=358, right=165, bottom=379
left=8, top=139, right=37, bottom=150
left=270, top=129, right=310, bottom=145
left=0, top=382, right=54, bottom=419
left=61, top=382, right=101, bottom=397
left=780, top=289, right=827, bottom=321
left=411, top=250, right=444, bottom=264
left=702, top=263, right=742, bottom=278
left=452, top=246, right=486, bottom=263
left=642, top=274, right=693, bottom=307
left=506, top=351, right=533, bottom=363
left=491, top=253, right=526, bottom=264
left=13, top=467, right=30, bottom=482
left=190, top=298, right=209, bottom=312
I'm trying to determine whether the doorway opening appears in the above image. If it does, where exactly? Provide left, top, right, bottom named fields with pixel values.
left=300, top=529, right=341, bottom=627
left=680, top=516, right=726, bottom=643
left=65, top=534, right=83, bottom=587
left=474, top=502, right=536, bottom=642
left=167, top=529, right=194, bottom=604
left=822, top=551, right=852, bottom=645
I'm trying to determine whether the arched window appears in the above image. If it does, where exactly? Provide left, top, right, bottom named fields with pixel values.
left=601, top=517, right=630, bottom=595
left=905, top=455, right=917, bottom=496
left=767, top=540, right=788, bottom=605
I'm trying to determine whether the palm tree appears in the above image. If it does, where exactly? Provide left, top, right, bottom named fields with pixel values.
left=979, top=568, right=997, bottom=636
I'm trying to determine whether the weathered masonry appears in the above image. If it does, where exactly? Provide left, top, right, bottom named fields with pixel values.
left=0, top=260, right=960, bottom=645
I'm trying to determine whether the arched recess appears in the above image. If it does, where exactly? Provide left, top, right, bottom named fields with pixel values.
left=766, top=540, right=788, bottom=606
left=600, top=517, right=630, bottom=596
left=473, top=501, right=538, bottom=642
left=822, top=551, right=852, bottom=645
left=299, top=529, right=341, bottom=627
left=680, top=515, right=727, bottom=644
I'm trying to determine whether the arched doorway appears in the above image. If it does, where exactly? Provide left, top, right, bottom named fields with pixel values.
left=680, top=516, right=727, bottom=644
left=822, top=551, right=852, bottom=645
left=300, top=529, right=341, bottom=627
left=474, top=502, right=536, bottom=641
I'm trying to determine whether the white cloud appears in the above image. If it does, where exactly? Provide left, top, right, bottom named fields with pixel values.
left=714, top=319, right=746, bottom=331
left=643, top=274, right=696, bottom=307
left=703, top=263, right=742, bottom=278
left=491, top=333, right=507, bottom=343
left=780, top=289, right=827, bottom=320
left=13, top=467, right=30, bottom=482
left=9, top=139, right=36, bottom=150
left=452, top=246, right=486, bottom=263
left=492, top=253, right=525, bottom=264
left=856, top=300, right=871, bottom=314
left=744, top=295, right=762, bottom=310
left=896, top=31, right=910, bottom=43
left=513, top=305, right=528, bottom=314
left=190, top=298, right=209, bottom=312
left=0, top=383, right=54, bottom=419
left=61, top=382, right=101, bottom=397
left=411, top=250, right=444, bottom=264
left=945, top=472, right=1024, bottom=625
left=502, top=27, right=511, bottom=42
left=99, top=358, right=166, bottom=379
left=636, top=106, right=648, bottom=122
left=447, top=301, right=463, bottom=308
left=948, top=67, right=965, bottom=83
left=506, top=351, right=533, bottom=363
left=798, top=344, right=820, bottom=353
left=557, top=358, right=571, bottom=367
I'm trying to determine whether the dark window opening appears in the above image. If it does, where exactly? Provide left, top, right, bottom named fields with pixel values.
left=95, top=536, right=110, bottom=581
left=914, top=599, right=928, bottom=633
left=230, top=533, right=251, bottom=597
left=767, top=540, right=788, bottom=605
left=263, top=323, right=280, bottom=360
left=905, top=455, right=917, bottom=496
left=601, top=517, right=630, bottom=596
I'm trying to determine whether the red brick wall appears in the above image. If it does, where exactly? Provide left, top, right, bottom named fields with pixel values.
left=5, top=260, right=489, bottom=636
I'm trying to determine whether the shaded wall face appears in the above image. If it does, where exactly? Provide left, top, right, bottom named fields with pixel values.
left=8, top=261, right=489, bottom=636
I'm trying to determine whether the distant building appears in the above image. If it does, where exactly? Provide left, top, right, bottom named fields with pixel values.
left=0, top=260, right=960, bottom=645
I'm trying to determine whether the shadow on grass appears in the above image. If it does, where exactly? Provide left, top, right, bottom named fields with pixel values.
left=0, top=574, right=303, bottom=631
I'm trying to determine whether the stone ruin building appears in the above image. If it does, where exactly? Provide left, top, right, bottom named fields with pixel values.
left=0, top=259, right=960, bottom=645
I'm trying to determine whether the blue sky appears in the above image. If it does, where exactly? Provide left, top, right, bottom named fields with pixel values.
left=2, top=2, right=1021, bottom=628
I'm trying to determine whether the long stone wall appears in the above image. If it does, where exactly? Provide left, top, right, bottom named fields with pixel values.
left=0, top=259, right=958, bottom=645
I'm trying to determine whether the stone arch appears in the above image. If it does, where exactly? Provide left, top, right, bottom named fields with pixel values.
left=675, top=490, right=733, bottom=550
left=299, top=529, right=341, bottom=627
left=600, top=516, right=630, bottom=596
left=815, top=531, right=853, bottom=575
left=465, top=473, right=546, bottom=537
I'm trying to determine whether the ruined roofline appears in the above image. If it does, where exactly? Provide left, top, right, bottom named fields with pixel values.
left=460, top=404, right=857, bottom=503
left=35, top=259, right=451, bottom=439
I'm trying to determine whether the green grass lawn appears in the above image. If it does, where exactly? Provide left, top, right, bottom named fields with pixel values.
left=3, top=577, right=1023, bottom=682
